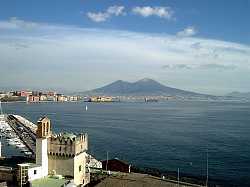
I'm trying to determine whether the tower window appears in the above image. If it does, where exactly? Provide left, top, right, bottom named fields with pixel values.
left=34, top=170, right=37, bottom=175
left=46, top=122, right=49, bottom=133
left=79, top=165, right=82, bottom=172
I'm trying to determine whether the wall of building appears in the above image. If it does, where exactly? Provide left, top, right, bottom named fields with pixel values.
left=102, top=159, right=131, bottom=173
left=27, top=166, right=43, bottom=181
left=87, top=154, right=102, bottom=173
left=36, top=138, right=48, bottom=177
left=73, top=152, right=89, bottom=186
left=74, top=134, right=88, bottom=154
left=0, top=168, right=13, bottom=182
left=48, top=155, right=74, bottom=177
left=48, top=138, right=75, bottom=156
left=48, top=134, right=88, bottom=156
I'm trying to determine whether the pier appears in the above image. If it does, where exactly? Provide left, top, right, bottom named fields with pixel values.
left=6, top=114, right=36, bottom=156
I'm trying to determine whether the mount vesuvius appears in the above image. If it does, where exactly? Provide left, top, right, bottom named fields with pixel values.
left=81, top=78, right=212, bottom=97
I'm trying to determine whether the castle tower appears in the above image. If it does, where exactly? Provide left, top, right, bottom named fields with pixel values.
left=36, top=116, right=51, bottom=177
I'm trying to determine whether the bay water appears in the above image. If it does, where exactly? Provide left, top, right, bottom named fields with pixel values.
left=2, top=101, right=250, bottom=186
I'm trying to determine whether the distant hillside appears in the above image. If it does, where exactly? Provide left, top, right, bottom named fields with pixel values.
left=81, top=78, right=212, bottom=97
left=226, top=91, right=250, bottom=98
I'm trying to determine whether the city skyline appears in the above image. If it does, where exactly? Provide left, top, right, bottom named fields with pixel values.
left=0, top=0, right=250, bottom=95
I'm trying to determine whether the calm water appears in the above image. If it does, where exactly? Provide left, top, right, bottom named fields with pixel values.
left=2, top=101, right=250, bottom=186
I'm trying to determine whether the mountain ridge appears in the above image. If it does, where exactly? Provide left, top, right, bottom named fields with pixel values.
left=226, top=91, right=250, bottom=98
left=81, top=78, right=213, bottom=97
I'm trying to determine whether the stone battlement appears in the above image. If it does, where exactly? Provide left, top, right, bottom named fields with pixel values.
left=48, top=133, right=88, bottom=156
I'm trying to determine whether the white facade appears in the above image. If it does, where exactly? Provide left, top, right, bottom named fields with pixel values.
left=36, top=138, right=48, bottom=177
left=18, top=163, right=43, bottom=183
left=27, top=165, right=43, bottom=181
left=87, top=153, right=102, bottom=172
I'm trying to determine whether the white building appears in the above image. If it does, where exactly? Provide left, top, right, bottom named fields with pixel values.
left=18, top=116, right=90, bottom=186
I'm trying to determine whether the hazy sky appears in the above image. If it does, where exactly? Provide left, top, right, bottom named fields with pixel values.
left=0, top=0, right=250, bottom=95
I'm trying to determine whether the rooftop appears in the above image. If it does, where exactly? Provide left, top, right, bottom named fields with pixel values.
left=18, top=163, right=41, bottom=168
left=60, top=132, right=77, bottom=140
left=37, top=116, right=50, bottom=122
left=53, top=132, right=86, bottom=141
left=31, top=176, right=67, bottom=187
left=94, top=172, right=205, bottom=187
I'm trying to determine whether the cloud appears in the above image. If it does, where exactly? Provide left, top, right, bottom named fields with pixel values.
left=177, top=26, right=197, bottom=37
left=162, top=64, right=192, bottom=70
left=87, top=6, right=125, bottom=22
left=190, top=42, right=202, bottom=50
left=9, top=17, right=38, bottom=29
left=107, top=6, right=125, bottom=16
left=86, top=12, right=109, bottom=22
left=162, top=63, right=237, bottom=71
left=0, top=18, right=249, bottom=69
left=0, top=17, right=40, bottom=30
left=0, top=18, right=250, bottom=93
left=132, top=6, right=174, bottom=19
left=199, top=64, right=236, bottom=70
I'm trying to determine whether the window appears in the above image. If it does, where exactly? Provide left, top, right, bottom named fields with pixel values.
left=34, top=170, right=37, bottom=175
left=46, top=122, right=49, bottom=133
left=79, top=165, right=82, bottom=172
left=59, top=147, right=62, bottom=152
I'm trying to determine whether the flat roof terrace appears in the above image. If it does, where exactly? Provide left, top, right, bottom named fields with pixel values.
left=94, top=172, right=205, bottom=187
left=31, top=176, right=67, bottom=187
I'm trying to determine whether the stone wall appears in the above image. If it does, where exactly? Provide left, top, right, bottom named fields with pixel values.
left=73, top=152, right=90, bottom=186
left=48, top=133, right=88, bottom=156
left=0, top=168, right=13, bottom=182
left=48, top=155, right=74, bottom=177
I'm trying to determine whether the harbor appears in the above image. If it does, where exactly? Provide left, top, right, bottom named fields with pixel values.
left=0, top=100, right=212, bottom=187
left=0, top=113, right=210, bottom=187
left=0, top=114, right=34, bottom=157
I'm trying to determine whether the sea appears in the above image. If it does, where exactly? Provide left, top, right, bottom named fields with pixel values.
left=1, top=101, right=250, bottom=186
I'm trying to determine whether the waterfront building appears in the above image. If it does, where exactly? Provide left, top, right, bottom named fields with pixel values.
left=102, top=158, right=131, bottom=173
left=18, top=116, right=90, bottom=186
left=20, top=91, right=32, bottom=97
left=69, top=96, right=78, bottom=102
left=100, top=97, right=112, bottom=102
left=27, top=95, right=40, bottom=102
left=86, top=154, right=102, bottom=173
left=39, top=94, right=47, bottom=101
left=47, top=95, right=56, bottom=101
left=47, top=91, right=56, bottom=96
left=90, top=96, right=117, bottom=102
left=48, top=132, right=89, bottom=185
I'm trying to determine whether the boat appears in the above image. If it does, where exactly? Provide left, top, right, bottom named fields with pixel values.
left=24, top=151, right=33, bottom=156
left=144, top=98, right=158, bottom=102
left=20, top=148, right=29, bottom=153
left=0, top=101, right=3, bottom=116
left=7, top=140, right=18, bottom=146
left=83, top=97, right=91, bottom=102
left=85, top=105, right=88, bottom=111
left=16, top=143, right=26, bottom=148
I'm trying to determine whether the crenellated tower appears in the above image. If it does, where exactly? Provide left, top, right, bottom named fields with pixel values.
left=47, top=132, right=89, bottom=185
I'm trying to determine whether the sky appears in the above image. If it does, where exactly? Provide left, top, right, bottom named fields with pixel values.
left=0, top=0, right=249, bottom=95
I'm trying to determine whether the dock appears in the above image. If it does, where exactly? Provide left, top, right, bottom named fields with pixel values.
left=6, top=114, right=36, bottom=156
